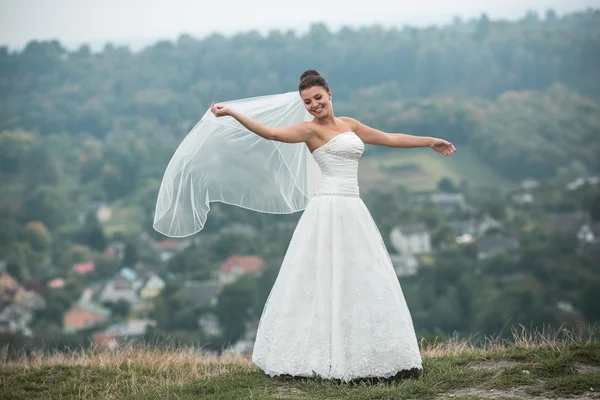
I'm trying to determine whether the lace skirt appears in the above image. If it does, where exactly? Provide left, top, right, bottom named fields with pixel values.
left=251, top=195, right=423, bottom=382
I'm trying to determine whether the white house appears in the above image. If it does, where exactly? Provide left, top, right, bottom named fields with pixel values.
left=389, top=254, right=419, bottom=277
left=577, top=222, right=600, bottom=245
left=0, top=304, right=33, bottom=336
left=566, top=176, right=599, bottom=191
left=140, top=274, right=165, bottom=300
left=390, top=223, right=431, bottom=255
left=413, top=192, right=467, bottom=214
left=99, top=274, right=139, bottom=305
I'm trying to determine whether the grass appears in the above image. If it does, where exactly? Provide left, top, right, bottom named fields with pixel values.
left=1, top=327, right=599, bottom=399
left=359, top=145, right=513, bottom=192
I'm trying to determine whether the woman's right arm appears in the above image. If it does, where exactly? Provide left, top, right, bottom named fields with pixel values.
left=211, top=103, right=315, bottom=144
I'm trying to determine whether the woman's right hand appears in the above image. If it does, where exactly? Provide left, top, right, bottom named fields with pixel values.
left=210, top=103, right=230, bottom=117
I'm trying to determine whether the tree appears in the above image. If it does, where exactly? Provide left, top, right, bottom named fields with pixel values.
left=216, top=275, right=258, bottom=344
left=103, top=299, right=131, bottom=318
left=94, top=256, right=119, bottom=280
left=0, top=130, right=36, bottom=173
left=24, top=221, right=52, bottom=253
left=23, top=186, right=68, bottom=229
left=122, top=241, right=138, bottom=268
left=87, top=225, right=106, bottom=253
left=589, top=191, right=600, bottom=221
left=78, top=213, right=107, bottom=252
left=437, top=177, right=457, bottom=193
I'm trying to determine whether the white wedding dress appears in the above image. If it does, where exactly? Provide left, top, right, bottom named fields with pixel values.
left=252, top=132, right=423, bottom=382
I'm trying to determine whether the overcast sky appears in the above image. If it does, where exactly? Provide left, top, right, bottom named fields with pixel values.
left=1, top=0, right=597, bottom=50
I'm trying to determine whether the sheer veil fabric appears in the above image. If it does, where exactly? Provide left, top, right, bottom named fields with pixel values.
left=153, top=91, right=322, bottom=238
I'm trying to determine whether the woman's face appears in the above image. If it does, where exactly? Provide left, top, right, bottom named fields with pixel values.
left=301, top=86, right=332, bottom=118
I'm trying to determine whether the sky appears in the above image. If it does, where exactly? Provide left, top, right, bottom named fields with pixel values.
left=1, top=0, right=598, bottom=50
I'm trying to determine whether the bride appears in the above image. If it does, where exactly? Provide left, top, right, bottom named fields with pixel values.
left=207, top=70, right=456, bottom=382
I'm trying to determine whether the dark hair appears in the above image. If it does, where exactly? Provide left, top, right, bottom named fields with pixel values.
left=298, top=69, right=330, bottom=92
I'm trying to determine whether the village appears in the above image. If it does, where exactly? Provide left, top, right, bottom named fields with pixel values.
left=1, top=175, right=598, bottom=356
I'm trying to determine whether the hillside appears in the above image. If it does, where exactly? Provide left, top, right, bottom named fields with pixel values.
left=359, top=145, right=513, bottom=193
left=1, top=330, right=598, bottom=399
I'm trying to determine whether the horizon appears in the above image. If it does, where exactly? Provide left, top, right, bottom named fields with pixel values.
left=1, top=0, right=598, bottom=52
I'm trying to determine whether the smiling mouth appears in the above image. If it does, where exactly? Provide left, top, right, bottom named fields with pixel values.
left=312, top=106, right=324, bottom=113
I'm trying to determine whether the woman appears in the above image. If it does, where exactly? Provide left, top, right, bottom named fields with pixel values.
left=209, top=70, right=455, bottom=381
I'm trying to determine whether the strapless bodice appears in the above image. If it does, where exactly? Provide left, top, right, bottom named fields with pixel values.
left=311, top=132, right=364, bottom=197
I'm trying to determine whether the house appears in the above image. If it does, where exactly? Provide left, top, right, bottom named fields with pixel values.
left=47, top=278, right=65, bottom=289
left=566, top=176, right=600, bottom=191
left=156, top=239, right=190, bottom=262
left=219, top=255, right=265, bottom=285
left=430, top=192, right=467, bottom=213
left=99, top=273, right=139, bottom=305
left=390, top=223, right=431, bottom=255
left=104, top=241, right=125, bottom=261
left=93, top=319, right=156, bottom=348
left=577, top=222, right=600, bottom=245
left=413, top=192, right=467, bottom=214
left=140, top=274, right=165, bottom=300
left=63, top=302, right=111, bottom=333
left=456, top=233, right=475, bottom=244
left=510, top=179, right=540, bottom=203
left=389, top=254, right=419, bottom=277
left=520, top=179, right=540, bottom=191
left=0, top=304, right=33, bottom=336
left=73, top=261, right=95, bottom=275
left=119, top=267, right=137, bottom=281
left=14, top=289, right=46, bottom=311
left=477, top=215, right=503, bottom=235
left=79, top=287, right=94, bottom=303
left=451, top=214, right=503, bottom=237
left=476, top=236, right=520, bottom=261
left=511, top=192, right=534, bottom=204
left=184, top=280, right=221, bottom=307
left=77, top=202, right=112, bottom=225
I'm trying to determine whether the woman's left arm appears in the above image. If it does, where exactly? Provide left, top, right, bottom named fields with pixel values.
left=341, top=117, right=456, bottom=156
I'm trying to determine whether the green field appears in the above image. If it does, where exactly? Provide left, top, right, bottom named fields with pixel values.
left=359, top=146, right=514, bottom=193
left=102, top=205, right=146, bottom=236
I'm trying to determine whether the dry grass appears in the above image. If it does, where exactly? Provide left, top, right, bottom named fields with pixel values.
left=420, top=325, right=598, bottom=358
left=1, top=326, right=598, bottom=400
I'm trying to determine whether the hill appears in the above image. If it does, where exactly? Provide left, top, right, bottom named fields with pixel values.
left=1, top=329, right=598, bottom=399
left=359, top=145, right=513, bottom=193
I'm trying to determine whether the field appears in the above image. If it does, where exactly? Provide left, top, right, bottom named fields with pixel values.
left=359, top=146, right=514, bottom=193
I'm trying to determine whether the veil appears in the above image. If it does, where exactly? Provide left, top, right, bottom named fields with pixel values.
left=153, top=91, right=322, bottom=238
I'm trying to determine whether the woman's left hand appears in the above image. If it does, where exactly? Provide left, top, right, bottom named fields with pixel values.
left=210, top=103, right=231, bottom=117
left=430, top=138, right=456, bottom=156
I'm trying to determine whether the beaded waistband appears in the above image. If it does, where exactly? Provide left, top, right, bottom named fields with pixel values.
left=313, top=191, right=360, bottom=198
